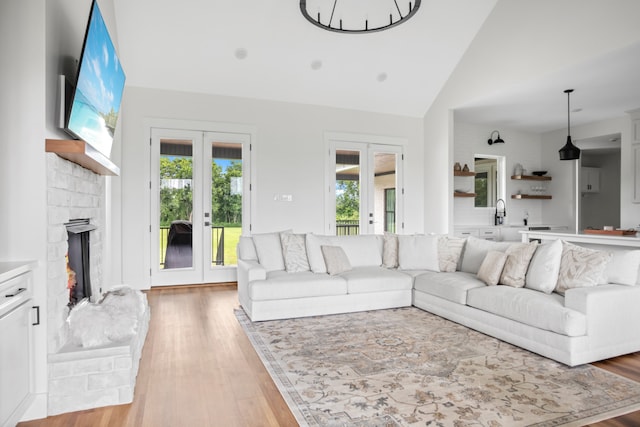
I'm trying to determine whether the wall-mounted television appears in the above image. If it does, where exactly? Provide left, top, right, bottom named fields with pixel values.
left=62, top=0, right=125, bottom=158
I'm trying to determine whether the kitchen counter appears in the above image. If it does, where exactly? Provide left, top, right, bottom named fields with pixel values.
left=520, top=230, right=640, bottom=248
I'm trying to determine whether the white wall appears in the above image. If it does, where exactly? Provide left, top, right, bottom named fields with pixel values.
left=453, top=121, right=547, bottom=227
left=0, top=0, right=48, bottom=418
left=423, top=0, right=640, bottom=235
left=117, top=87, right=424, bottom=289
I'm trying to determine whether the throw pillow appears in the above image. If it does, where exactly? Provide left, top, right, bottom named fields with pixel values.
left=437, top=236, right=465, bottom=272
left=525, top=239, right=563, bottom=293
left=382, top=232, right=399, bottom=269
left=321, top=245, right=352, bottom=275
left=477, top=251, right=508, bottom=286
left=280, top=233, right=310, bottom=273
left=601, top=248, right=640, bottom=286
left=397, top=235, right=440, bottom=271
left=252, top=230, right=291, bottom=272
left=555, top=241, right=612, bottom=295
left=459, top=236, right=512, bottom=274
left=305, top=234, right=333, bottom=273
left=500, top=241, right=538, bottom=288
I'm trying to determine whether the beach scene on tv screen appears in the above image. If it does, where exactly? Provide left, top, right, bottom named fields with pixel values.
left=68, top=1, right=125, bottom=158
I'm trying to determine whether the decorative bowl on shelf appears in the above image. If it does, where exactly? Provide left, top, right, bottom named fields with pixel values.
left=532, top=171, right=548, bottom=176
left=455, top=188, right=471, bottom=193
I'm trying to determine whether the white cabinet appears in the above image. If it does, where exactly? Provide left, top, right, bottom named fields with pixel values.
left=0, top=263, right=35, bottom=427
left=0, top=302, right=31, bottom=427
left=580, top=167, right=600, bottom=193
left=454, top=227, right=500, bottom=241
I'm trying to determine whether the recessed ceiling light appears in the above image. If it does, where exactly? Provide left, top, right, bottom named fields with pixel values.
left=311, top=60, right=322, bottom=70
left=235, top=48, right=248, bottom=60
left=377, top=72, right=388, bottom=82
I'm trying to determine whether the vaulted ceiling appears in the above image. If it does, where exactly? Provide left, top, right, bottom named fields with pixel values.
left=113, top=0, right=640, bottom=134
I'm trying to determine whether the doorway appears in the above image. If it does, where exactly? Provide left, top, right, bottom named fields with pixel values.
left=150, top=128, right=251, bottom=286
left=579, top=146, right=621, bottom=231
left=326, top=137, right=404, bottom=235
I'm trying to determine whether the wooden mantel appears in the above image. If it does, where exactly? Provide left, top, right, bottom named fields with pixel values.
left=45, top=139, right=120, bottom=176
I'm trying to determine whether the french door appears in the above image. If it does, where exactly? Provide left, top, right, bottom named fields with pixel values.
left=327, top=140, right=404, bottom=235
left=150, top=128, right=250, bottom=286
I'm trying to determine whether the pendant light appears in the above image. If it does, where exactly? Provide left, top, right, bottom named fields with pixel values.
left=558, top=89, right=581, bottom=160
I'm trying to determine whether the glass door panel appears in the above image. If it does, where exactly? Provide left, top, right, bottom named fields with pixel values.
left=335, top=149, right=361, bottom=235
left=369, top=149, right=399, bottom=234
left=151, top=128, right=203, bottom=286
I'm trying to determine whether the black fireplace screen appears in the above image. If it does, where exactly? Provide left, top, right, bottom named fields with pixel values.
left=65, top=219, right=96, bottom=306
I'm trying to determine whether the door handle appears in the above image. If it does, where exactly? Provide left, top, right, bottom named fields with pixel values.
left=204, top=222, right=210, bottom=227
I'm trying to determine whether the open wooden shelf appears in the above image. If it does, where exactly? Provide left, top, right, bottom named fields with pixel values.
left=511, top=194, right=552, bottom=200
left=454, top=192, right=476, bottom=197
left=454, top=170, right=476, bottom=177
left=45, top=139, right=120, bottom=176
left=511, top=175, right=552, bottom=181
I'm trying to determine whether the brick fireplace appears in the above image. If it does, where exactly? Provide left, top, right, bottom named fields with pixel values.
left=45, top=153, right=148, bottom=415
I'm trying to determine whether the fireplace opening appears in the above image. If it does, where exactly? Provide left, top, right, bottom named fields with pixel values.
left=65, top=219, right=97, bottom=307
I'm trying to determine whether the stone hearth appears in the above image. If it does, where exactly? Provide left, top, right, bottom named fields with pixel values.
left=46, top=154, right=148, bottom=414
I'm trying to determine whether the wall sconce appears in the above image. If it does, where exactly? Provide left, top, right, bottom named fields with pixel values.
left=487, top=130, right=504, bottom=145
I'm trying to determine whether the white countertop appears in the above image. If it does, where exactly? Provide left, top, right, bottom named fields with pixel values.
left=0, top=261, right=38, bottom=283
left=520, top=230, right=640, bottom=248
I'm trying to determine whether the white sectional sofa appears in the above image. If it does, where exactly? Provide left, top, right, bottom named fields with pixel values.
left=237, top=232, right=640, bottom=366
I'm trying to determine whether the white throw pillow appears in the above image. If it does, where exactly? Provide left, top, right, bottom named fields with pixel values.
left=331, top=235, right=382, bottom=267
left=460, top=236, right=512, bottom=274
left=397, top=235, right=440, bottom=271
left=555, top=241, right=612, bottom=295
left=305, top=234, right=333, bottom=273
left=602, top=248, right=640, bottom=286
left=525, top=239, right=562, bottom=293
left=382, top=232, right=399, bottom=269
left=280, top=233, right=310, bottom=273
left=321, top=245, right=352, bottom=275
left=437, top=236, right=465, bottom=272
left=500, top=241, right=538, bottom=288
left=252, top=231, right=290, bottom=272
left=237, top=236, right=258, bottom=261
left=477, top=250, right=508, bottom=286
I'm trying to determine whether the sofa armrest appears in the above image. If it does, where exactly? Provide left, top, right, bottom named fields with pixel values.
left=237, top=259, right=267, bottom=306
left=565, top=285, right=640, bottom=340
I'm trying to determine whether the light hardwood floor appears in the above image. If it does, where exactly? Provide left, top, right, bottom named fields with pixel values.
left=18, top=284, right=640, bottom=427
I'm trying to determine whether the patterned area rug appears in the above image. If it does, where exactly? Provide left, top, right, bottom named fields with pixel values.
left=236, top=307, right=640, bottom=427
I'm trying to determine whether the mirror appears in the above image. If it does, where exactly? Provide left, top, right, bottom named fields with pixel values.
left=474, top=155, right=505, bottom=208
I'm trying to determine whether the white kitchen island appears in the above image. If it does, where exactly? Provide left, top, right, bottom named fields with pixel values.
left=521, top=230, right=640, bottom=248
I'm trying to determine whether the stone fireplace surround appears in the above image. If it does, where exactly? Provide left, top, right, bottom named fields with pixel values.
left=46, top=154, right=148, bottom=415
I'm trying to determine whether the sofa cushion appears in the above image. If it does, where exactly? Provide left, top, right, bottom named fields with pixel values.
left=525, top=239, right=562, bottom=293
left=252, top=231, right=289, bottom=272
left=603, top=248, right=640, bottom=286
left=322, top=245, right=352, bottom=275
left=237, top=236, right=258, bottom=261
left=467, top=286, right=587, bottom=337
left=248, top=271, right=347, bottom=301
left=438, top=236, right=465, bottom=272
left=413, top=271, right=485, bottom=305
left=340, top=266, right=413, bottom=294
left=280, top=233, right=310, bottom=273
left=460, top=236, right=512, bottom=274
left=306, top=234, right=382, bottom=273
left=477, top=251, right=507, bottom=286
left=398, top=235, right=439, bottom=271
left=556, top=241, right=612, bottom=295
left=500, top=241, right=538, bottom=288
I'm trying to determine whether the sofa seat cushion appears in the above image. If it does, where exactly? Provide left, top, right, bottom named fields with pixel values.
left=413, top=271, right=485, bottom=304
left=467, top=286, right=587, bottom=337
left=339, top=266, right=413, bottom=294
left=249, top=271, right=347, bottom=301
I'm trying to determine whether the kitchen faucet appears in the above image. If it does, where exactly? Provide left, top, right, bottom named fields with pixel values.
left=495, top=199, right=506, bottom=225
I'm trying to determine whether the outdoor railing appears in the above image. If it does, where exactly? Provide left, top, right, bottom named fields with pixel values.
left=159, top=225, right=225, bottom=267
left=336, top=220, right=359, bottom=236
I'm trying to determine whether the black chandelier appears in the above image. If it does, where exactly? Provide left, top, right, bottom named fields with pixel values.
left=558, top=89, right=581, bottom=161
left=300, top=0, right=421, bottom=34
